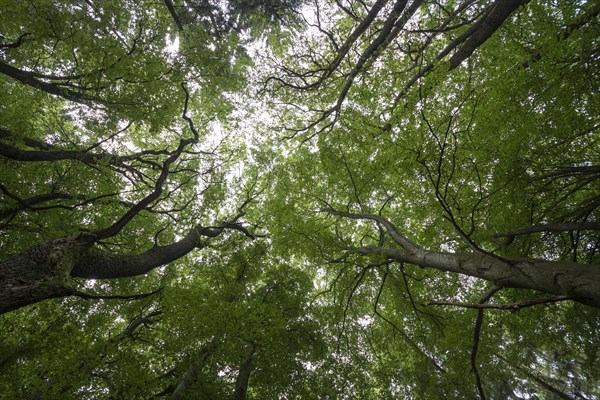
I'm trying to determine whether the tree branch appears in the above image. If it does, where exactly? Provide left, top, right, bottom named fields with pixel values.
left=539, top=165, right=600, bottom=179
left=428, top=295, right=574, bottom=311
left=470, top=286, right=502, bottom=400
left=323, top=208, right=420, bottom=251
left=65, top=287, right=162, bottom=301
left=169, top=343, right=218, bottom=400
left=71, top=208, right=254, bottom=279
left=0, top=126, right=169, bottom=165
left=0, top=60, right=106, bottom=105
left=163, top=0, right=184, bottom=31
left=116, top=310, right=163, bottom=341
left=387, top=0, right=529, bottom=119
left=0, top=33, right=31, bottom=49
left=87, top=85, right=200, bottom=242
left=323, top=208, right=600, bottom=308
left=448, top=0, right=530, bottom=68
left=494, top=222, right=600, bottom=239
left=234, top=345, right=256, bottom=400
left=496, top=354, right=578, bottom=400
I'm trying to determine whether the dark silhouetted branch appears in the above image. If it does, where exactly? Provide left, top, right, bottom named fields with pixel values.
left=428, top=295, right=573, bottom=310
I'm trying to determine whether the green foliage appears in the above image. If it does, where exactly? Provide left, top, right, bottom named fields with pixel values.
left=1, top=0, right=599, bottom=399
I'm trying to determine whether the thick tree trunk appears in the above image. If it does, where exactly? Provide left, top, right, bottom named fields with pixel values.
left=0, top=238, right=82, bottom=314
left=448, top=0, right=531, bottom=68
left=169, top=344, right=217, bottom=400
left=327, top=209, right=600, bottom=308
left=361, top=246, right=600, bottom=308
left=233, top=346, right=256, bottom=400
left=0, top=225, right=216, bottom=314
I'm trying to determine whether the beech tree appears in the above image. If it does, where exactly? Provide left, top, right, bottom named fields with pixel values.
left=1, top=0, right=599, bottom=399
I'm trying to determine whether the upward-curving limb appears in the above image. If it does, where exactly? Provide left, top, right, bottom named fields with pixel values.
left=324, top=208, right=600, bottom=308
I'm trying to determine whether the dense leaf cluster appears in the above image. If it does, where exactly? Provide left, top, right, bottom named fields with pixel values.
left=0, top=0, right=598, bottom=399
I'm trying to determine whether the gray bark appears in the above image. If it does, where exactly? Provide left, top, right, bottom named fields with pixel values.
left=327, top=210, right=600, bottom=308
left=359, top=246, right=600, bottom=308
left=169, top=344, right=216, bottom=400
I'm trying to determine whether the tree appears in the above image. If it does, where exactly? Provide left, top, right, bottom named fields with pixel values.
left=257, top=0, right=599, bottom=397
left=0, top=0, right=257, bottom=313
left=1, top=0, right=599, bottom=399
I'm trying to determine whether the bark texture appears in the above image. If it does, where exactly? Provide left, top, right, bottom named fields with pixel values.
left=327, top=210, right=600, bottom=308
left=70, top=229, right=202, bottom=279
left=0, top=221, right=237, bottom=314
left=448, top=0, right=530, bottom=68
left=362, top=246, right=600, bottom=308
left=0, top=238, right=82, bottom=314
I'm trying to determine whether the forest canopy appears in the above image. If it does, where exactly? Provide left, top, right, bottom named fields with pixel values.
left=0, top=0, right=599, bottom=399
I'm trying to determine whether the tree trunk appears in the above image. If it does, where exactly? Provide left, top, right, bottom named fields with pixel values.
left=233, top=345, right=256, bottom=400
left=0, top=226, right=209, bottom=314
left=360, top=246, right=600, bottom=308
left=448, top=0, right=531, bottom=68
left=0, top=238, right=83, bottom=314
left=169, top=345, right=216, bottom=400
left=326, top=209, right=600, bottom=308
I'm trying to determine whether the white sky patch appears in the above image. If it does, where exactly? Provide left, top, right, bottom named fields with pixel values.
left=302, top=361, right=318, bottom=371
left=164, top=35, right=180, bottom=57
left=218, top=366, right=232, bottom=378
left=357, top=315, right=374, bottom=327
